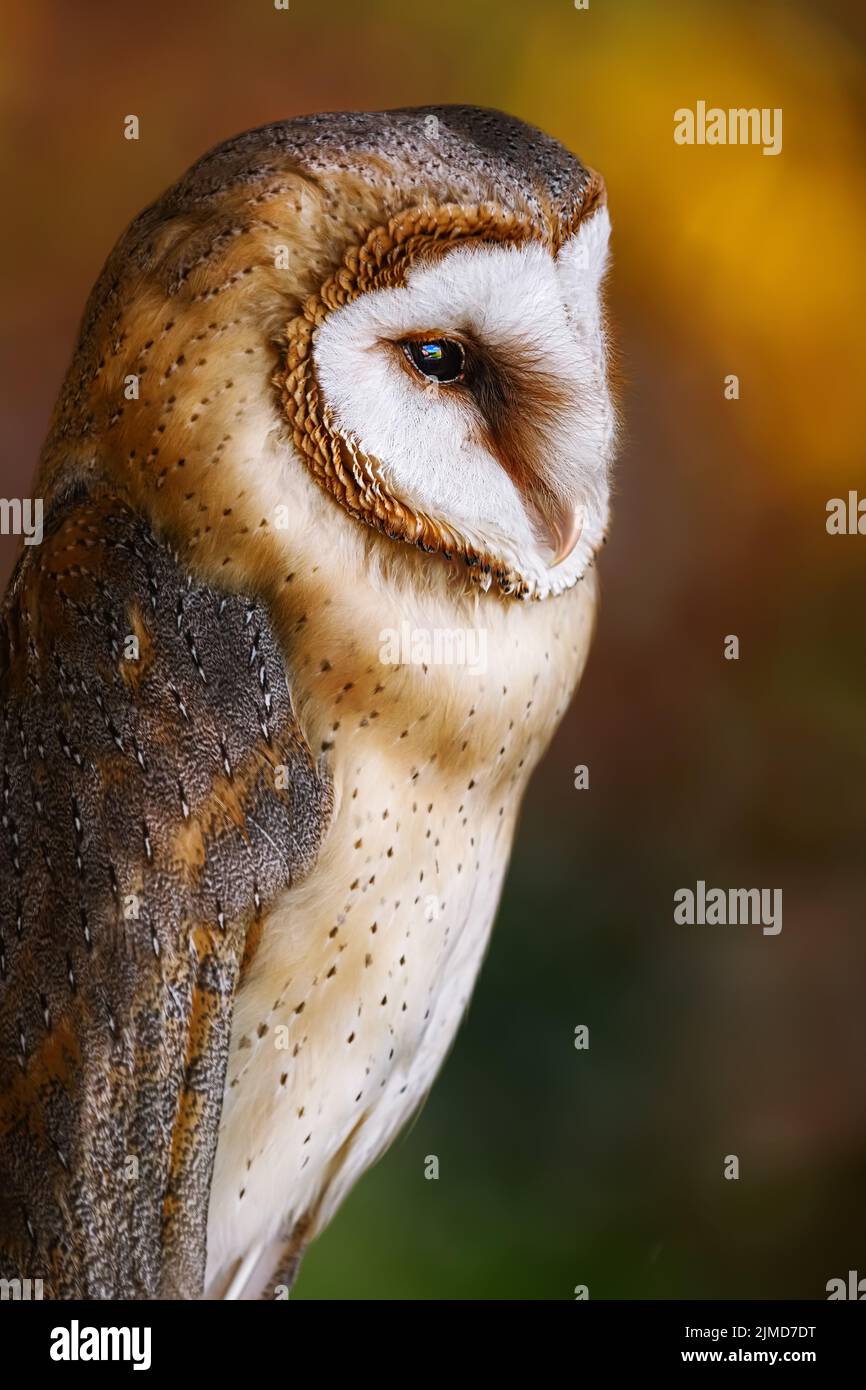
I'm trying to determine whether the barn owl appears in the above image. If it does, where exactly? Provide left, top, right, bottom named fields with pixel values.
left=0, top=106, right=614, bottom=1299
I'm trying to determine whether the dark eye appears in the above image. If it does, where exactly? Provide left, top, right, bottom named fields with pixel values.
left=402, top=337, right=465, bottom=384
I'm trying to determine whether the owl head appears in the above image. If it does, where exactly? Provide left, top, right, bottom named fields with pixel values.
left=275, top=108, right=614, bottom=602
left=40, top=106, right=615, bottom=604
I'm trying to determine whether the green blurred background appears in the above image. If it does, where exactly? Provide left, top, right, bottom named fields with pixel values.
left=1, top=0, right=864, bottom=1298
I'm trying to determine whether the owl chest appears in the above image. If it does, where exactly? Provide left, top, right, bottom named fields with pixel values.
left=207, top=699, right=531, bottom=1274
left=206, top=577, right=594, bottom=1276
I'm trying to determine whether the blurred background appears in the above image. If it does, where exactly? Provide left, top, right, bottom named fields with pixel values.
left=1, top=0, right=864, bottom=1298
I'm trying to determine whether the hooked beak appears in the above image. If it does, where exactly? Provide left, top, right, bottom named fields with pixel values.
left=524, top=492, right=583, bottom=568
left=547, top=501, right=583, bottom=568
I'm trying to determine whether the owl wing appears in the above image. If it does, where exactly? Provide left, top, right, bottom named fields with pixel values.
left=0, top=488, right=332, bottom=1299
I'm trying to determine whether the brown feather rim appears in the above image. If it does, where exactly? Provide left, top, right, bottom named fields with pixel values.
left=274, top=174, right=606, bottom=600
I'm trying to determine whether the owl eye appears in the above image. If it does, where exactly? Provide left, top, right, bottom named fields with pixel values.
left=402, top=337, right=465, bottom=384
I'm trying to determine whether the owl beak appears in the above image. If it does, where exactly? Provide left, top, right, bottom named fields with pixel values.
left=548, top=502, right=583, bottom=568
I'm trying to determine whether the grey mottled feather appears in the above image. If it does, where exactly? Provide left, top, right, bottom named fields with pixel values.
left=0, top=490, right=332, bottom=1298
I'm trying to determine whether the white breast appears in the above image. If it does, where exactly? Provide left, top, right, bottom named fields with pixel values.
left=204, top=563, right=596, bottom=1296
